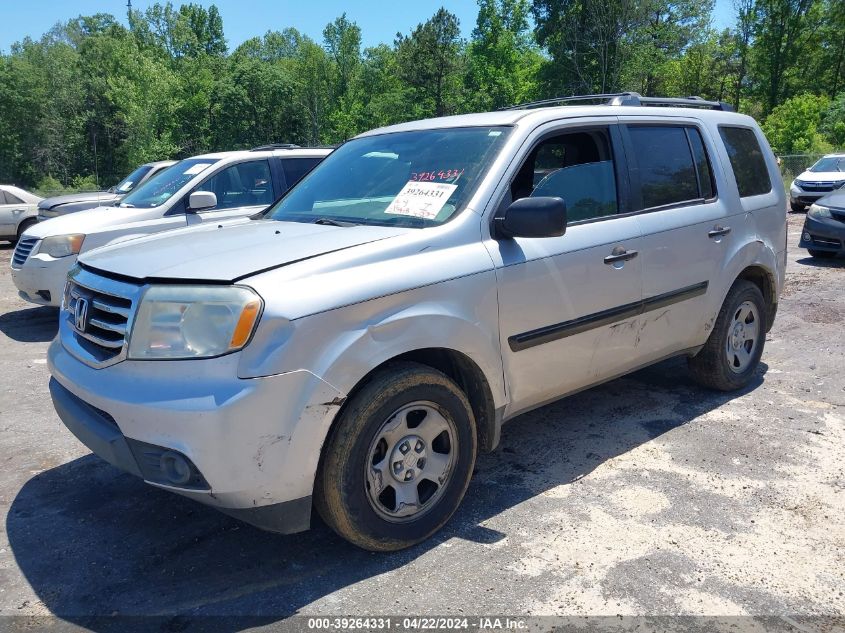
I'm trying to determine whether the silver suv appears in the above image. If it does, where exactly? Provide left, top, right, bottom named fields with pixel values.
left=47, top=94, right=786, bottom=551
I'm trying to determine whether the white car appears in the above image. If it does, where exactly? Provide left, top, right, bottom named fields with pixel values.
left=0, top=185, right=42, bottom=244
left=48, top=93, right=787, bottom=551
left=11, top=146, right=331, bottom=306
left=789, top=153, right=845, bottom=212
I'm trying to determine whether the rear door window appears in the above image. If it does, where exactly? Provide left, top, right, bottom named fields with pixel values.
left=718, top=126, right=772, bottom=197
left=628, top=126, right=699, bottom=209
left=282, top=157, right=322, bottom=189
left=3, top=191, right=23, bottom=204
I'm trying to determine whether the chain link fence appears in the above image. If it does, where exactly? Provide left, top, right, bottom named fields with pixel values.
left=776, top=153, right=827, bottom=190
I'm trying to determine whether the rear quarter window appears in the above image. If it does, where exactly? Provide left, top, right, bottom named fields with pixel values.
left=3, top=191, right=24, bottom=204
left=718, top=126, right=772, bottom=198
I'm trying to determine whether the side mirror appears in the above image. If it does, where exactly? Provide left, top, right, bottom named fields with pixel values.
left=494, top=196, right=567, bottom=239
left=187, top=191, right=217, bottom=212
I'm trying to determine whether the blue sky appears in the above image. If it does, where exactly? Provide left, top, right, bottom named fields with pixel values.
left=0, top=0, right=737, bottom=54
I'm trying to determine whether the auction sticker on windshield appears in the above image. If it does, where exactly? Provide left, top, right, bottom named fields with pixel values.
left=385, top=181, right=458, bottom=219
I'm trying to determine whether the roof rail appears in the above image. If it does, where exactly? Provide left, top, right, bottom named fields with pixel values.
left=504, top=92, right=735, bottom=112
left=250, top=143, right=301, bottom=151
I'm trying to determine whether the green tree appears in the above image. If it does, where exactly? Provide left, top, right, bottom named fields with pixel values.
left=751, top=0, right=820, bottom=115
left=358, top=44, right=413, bottom=129
left=295, top=37, right=333, bottom=144
left=819, top=93, right=845, bottom=148
left=533, top=0, right=638, bottom=95
left=465, top=0, right=540, bottom=110
left=395, top=8, right=464, bottom=117
left=323, top=14, right=363, bottom=140
left=762, top=93, right=831, bottom=153
left=622, top=0, right=715, bottom=96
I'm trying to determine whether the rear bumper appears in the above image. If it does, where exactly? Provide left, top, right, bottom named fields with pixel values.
left=798, top=215, right=845, bottom=253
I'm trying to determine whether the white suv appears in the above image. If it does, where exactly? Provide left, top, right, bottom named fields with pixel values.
left=47, top=94, right=786, bottom=551
left=11, top=146, right=331, bottom=306
left=789, top=153, right=845, bottom=212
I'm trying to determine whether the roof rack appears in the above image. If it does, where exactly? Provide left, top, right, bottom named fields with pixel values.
left=504, top=92, right=735, bottom=112
left=250, top=143, right=301, bottom=151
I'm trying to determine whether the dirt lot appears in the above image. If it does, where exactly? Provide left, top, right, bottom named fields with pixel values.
left=0, top=213, right=842, bottom=628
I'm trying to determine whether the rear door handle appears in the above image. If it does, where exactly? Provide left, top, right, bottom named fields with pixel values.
left=604, top=248, right=639, bottom=264
left=708, top=226, right=731, bottom=238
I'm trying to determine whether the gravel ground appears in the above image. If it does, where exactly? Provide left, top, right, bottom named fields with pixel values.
left=0, top=212, right=842, bottom=629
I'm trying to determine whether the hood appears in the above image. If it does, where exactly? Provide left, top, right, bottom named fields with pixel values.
left=78, top=219, right=410, bottom=282
left=24, top=206, right=161, bottom=239
left=816, top=189, right=845, bottom=210
left=38, top=191, right=119, bottom=210
left=796, top=170, right=845, bottom=183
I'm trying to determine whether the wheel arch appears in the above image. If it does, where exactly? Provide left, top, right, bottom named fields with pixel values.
left=16, top=216, right=38, bottom=238
left=326, top=347, right=501, bottom=457
left=736, top=264, right=778, bottom=331
left=714, top=239, right=780, bottom=334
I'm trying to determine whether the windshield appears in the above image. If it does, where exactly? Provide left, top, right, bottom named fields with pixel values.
left=266, top=126, right=511, bottom=227
left=810, top=156, right=845, bottom=173
left=113, top=164, right=153, bottom=194
left=119, top=158, right=219, bottom=208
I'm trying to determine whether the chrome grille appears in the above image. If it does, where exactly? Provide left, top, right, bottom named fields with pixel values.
left=797, top=180, right=840, bottom=192
left=62, top=268, right=140, bottom=368
left=12, top=237, right=38, bottom=268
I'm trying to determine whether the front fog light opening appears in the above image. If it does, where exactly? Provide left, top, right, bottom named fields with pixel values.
left=803, top=232, right=812, bottom=242
left=160, top=451, right=193, bottom=486
left=126, top=438, right=210, bottom=490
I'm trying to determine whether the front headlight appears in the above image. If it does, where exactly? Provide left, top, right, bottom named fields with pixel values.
left=128, top=285, right=263, bottom=359
left=38, top=234, right=85, bottom=258
left=808, top=204, right=832, bottom=219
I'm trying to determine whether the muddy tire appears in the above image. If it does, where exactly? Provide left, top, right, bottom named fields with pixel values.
left=315, top=362, right=477, bottom=551
left=688, top=280, right=767, bottom=392
left=808, top=249, right=836, bottom=259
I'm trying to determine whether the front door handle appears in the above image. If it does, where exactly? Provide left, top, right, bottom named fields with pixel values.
left=604, top=247, right=639, bottom=264
left=708, top=226, right=731, bottom=238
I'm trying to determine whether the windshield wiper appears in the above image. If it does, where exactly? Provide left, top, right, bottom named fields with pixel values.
left=313, top=217, right=359, bottom=227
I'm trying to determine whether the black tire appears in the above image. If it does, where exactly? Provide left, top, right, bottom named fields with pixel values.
left=808, top=249, right=836, bottom=259
left=315, top=362, right=477, bottom=551
left=11, top=218, right=37, bottom=245
left=688, top=280, right=767, bottom=392
left=789, top=201, right=806, bottom=213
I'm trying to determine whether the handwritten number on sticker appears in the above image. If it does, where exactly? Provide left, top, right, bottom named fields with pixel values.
left=410, top=169, right=464, bottom=182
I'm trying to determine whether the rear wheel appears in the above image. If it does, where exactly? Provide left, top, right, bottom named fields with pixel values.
left=688, top=280, right=767, bottom=391
left=789, top=201, right=806, bottom=213
left=808, top=249, right=836, bottom=259
left=315, top=362, right=477, bottom=551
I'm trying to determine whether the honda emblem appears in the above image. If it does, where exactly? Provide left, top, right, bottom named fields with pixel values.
left=74, top=297, right=89, bottom=332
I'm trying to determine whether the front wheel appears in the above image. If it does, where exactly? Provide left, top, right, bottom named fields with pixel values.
left=688, top=280, right=767, bottom=391
left=789, top=201, right=806, bottom=213
left=808, top=249, right=836, bottom=259
left=315, top=362, right=477, bottom=551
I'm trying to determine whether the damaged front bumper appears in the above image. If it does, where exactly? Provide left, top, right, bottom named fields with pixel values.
left=47, top=338, right=346, bottom=534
